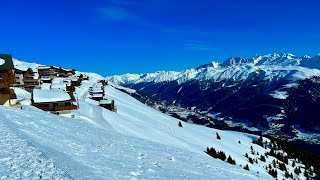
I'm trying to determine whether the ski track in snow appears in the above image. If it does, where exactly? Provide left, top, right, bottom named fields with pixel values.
left=0, top=119, right=67, bottom=179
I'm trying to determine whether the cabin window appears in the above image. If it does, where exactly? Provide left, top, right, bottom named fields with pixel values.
left=58, top=102, right=65, bottom=106
left=49, top=103, right=53, bottom=108
left=0, top=73, right=2, bottom=79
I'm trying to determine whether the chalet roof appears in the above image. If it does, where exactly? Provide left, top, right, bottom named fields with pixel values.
left=0, top=54, right=14, bottom=70
left=91, top=94, right=103, bottom=97
left=90, top=88, right=104, bottom=93
left=37, top=66, right=51, bottom=69
left=32, top=89, right=75, bottom=103
left=37, top=65, right=74, bottom=72
left=99, top=100, right=113, bottom=105
left=14, top=68, right=24, bottom=74
left=41, top=76, right=51, bottom=80
left=51, top=83, right=68, bottom=91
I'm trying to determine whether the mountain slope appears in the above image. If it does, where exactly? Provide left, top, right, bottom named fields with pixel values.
left=1, top=82, right=272, bottom=179
left=2, top=58, right=315, bottom=179
left=107, top=53, right=320, bottom=144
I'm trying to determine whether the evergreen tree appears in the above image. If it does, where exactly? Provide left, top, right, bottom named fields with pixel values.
left=292, top=161, right=296, bottom=167
left=178, top=121, right=183, bottom=127
left=238, top=140, right=241, bottom=144
left=227, top=155, right=236, bottom=165
left=249, top=157, right=254, bottom=164
left=206, top=147, right=218, bottom=159
left=244, top=164, right=250, bottom=171
left=279, top=162, right=286, bottom=171
left=268, top=169, right=277, bottom=178
left=285, top=170, right=290, bottom=179
left=289, top=173, right=293, bottom=179
left=218, top=151, right=226, bottom=161
left=304, top=169, right=309, bottom=179
left=253, top=136, right=264, bottom=147
left=245, top=153, right=248, bottom=158
left=216, top=132, right=221, bottom=140
left=273, top=159, right=276, bottom=168
left=260, top=155, right=266, bottom=162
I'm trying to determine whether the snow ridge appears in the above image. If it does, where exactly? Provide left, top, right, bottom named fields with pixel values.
left=107, top=53, right=320, bottom=85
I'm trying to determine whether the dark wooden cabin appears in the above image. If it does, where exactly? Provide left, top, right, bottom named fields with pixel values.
left=99, top=99, right=117, bottom=112
left=0, top=54, right=17, bottom=106
left=23, top=68, right=40, bottom=91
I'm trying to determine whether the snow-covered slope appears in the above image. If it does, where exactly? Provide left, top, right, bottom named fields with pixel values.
left=13, top=59, right=42, bottom=71
left=1, top=58, right=312, bottom=179
left=107, top=53, right=320, bottom=85
left=0, top=81, right=272, bottom=179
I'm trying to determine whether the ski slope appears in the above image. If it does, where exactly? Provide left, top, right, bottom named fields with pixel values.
left=0, top=104, right=267, bottom=179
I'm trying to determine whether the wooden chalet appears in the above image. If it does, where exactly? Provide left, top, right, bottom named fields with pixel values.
left=0, top=54, right=17, bottom=106
left=14, top=68, right=24, bottom=87
left=89, top=83, right=105, bottom=101
left=99, top=99, right=117, bottom=112
left=98, top=79, right=108, bottom=86
left=82, top=74, right=89, bottom=80
left=32, top=89, right=77, bottom=118
left=63, top=79, right=75, bottom=92
left=70, top=77, right=82, bottom=87
left=67, top=74, right=83, bottom=87
left=40, top=76, right=52, bottom=84
left=38, top=66, right=76, bottom=80
left=23, top=68, right=40, bottom=92
left=91, top=93, right=104, bottom=101
left=38, top=66, right=57, bottom=79
left=51, top=81, right=75, bottom=93
left=56, top=67, right=76, bottom=78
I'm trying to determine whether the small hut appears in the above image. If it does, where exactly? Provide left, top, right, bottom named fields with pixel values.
left=99, top=99, right=117, bottom=112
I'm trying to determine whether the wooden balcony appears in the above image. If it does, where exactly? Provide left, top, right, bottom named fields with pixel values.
left=54, top=105, right=78, bottom=111
left=36, top=105, right=78, bottom=112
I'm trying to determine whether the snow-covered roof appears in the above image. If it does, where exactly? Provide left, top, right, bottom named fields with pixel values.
left=41, top=77, right=51, bottom=80
left=99, top=100, right=113, bottom=105
left=70, top=77, right=79, bottom=81
left=37, top=66, right=51, bottom=69
left=33, top=89, right=71, bottom=103
left=90, top=88, right=103, bottom=93
left=91, top=94, right=103, bottom=97
left=51, top=83, right=67, bottom=90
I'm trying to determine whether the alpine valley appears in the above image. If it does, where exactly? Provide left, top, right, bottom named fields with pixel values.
left=107, top=53, right=320, bottom=148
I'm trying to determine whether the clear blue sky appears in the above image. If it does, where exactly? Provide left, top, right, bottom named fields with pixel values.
left=1, top=0, right=319, bottom=76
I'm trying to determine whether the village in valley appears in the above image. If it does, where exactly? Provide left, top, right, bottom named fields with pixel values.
left=0, top=54, right=117, bottom=118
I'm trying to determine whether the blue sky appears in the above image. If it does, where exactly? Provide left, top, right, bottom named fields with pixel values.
left=1, top=0, right=319, bottom=76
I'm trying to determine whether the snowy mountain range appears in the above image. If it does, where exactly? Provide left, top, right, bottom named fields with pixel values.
left=108, top=53, right=320, bottom=85
left=1, top=57, right=318, bottom=179
left=107, top=53, right=320, bottom=145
